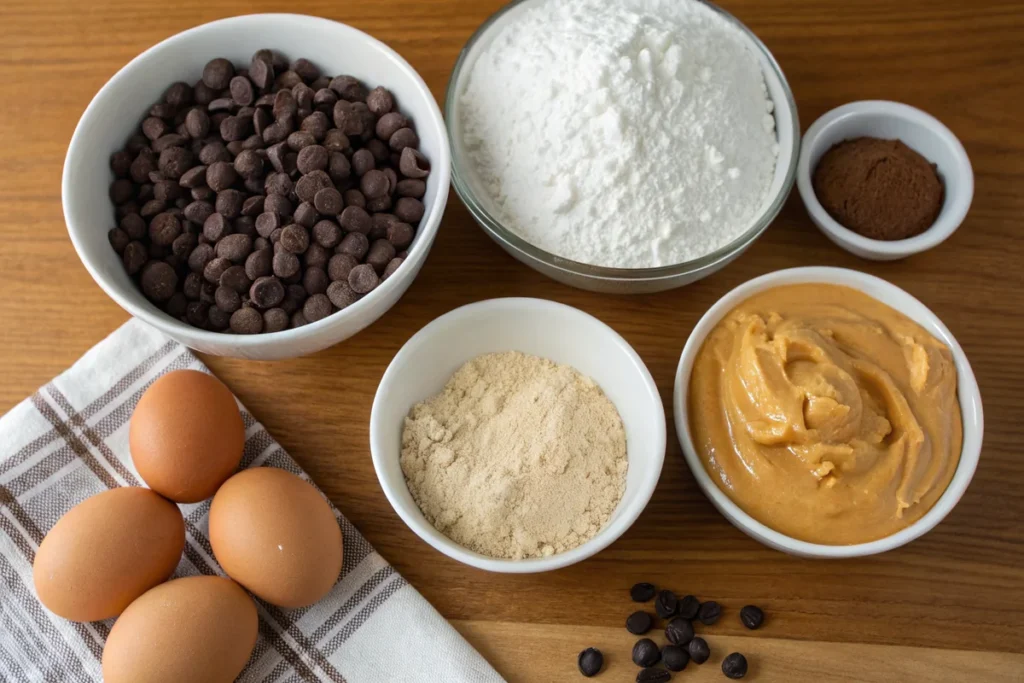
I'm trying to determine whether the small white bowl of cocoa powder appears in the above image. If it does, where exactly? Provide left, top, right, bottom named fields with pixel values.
left=369, top=298, right=666, bottom=572
left=797, top=100, right=974, bottom=260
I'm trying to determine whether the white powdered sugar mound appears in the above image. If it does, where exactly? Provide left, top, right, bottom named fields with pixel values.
left=458, top=0, right=779, bottom=269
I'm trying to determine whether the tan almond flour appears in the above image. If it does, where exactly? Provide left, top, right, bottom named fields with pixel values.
left=400, top=351, right=628, bottom=560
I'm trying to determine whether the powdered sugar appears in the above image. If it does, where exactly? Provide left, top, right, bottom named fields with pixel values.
left=458, top=0, right=779, bottom=268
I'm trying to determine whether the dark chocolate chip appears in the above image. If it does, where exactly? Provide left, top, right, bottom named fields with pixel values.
left=626, top=611, right=653, bottom=635
left=687, top=637, right=710, bottom=665
left=740, top=605, right=764, bottom=630
left=698, top=601, right=721, bottom=626
left=577, top=648, right=603, bottom=678
left=230, top=307, right=263, bottom=334
left=656, top=590, right=679, bottom=619
left=662, top=645, right=689, bottom=672
left=632, top=638, right=661, bottom=668
left=722, top=653, right=748, bottom=679
left=665, top=618, right=694, bottom=647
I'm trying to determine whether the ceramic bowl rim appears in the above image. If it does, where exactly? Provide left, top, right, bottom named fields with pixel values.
left=672, top=266, right=984, bottom=558
left=443, top=0, right=800, bottom=283
left=796, top=100, right=973, bottom=259
left=370, top=297, right=667, bottom=572
left=61, top=13, right=451, bottom=349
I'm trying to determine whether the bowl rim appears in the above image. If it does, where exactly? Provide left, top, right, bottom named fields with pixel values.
left=369, top=297, right=667, bottom=573
left=796, top=100, right=974, bottom=258
left=443, top=0, right=801, bottom=282
left=672, top=266, right=984, bottom=558
left=61, top=13, right=451, bottom=347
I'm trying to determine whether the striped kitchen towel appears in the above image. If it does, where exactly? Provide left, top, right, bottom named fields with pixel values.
left=0, top=318, right=503, bottom=683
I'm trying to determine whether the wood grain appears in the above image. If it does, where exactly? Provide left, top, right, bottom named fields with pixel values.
left=1, top=0, right=1022, bottom=680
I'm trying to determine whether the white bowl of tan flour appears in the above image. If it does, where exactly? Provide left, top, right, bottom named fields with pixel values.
left=369, top=298, right=666, bottom=572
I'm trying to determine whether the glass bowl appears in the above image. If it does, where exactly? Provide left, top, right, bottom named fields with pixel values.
left=444, top=0, right=800, bottom=294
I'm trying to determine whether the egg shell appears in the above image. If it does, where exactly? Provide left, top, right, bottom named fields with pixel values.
left=102, top=575, right=257, bottom=683
left=209, top=467, right=343, bottom=608
left=129, top=369, right=245, bottom=503
left=33, top=487, right=184, bottom=622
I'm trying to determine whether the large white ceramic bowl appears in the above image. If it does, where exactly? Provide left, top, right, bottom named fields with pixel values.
left=797, top=101, right=973, bottom=261
left=673, top=267, right=983, bottom=558
left=370, top=298, right=666, bottom=572
left=62, top=14, right=450, bottom=360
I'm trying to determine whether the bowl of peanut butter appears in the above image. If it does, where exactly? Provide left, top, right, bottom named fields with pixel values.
left=673, top=266, right=983, bottom=558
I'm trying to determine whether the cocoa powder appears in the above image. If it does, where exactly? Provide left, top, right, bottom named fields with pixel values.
left=813, top=137, right=943, bottom=240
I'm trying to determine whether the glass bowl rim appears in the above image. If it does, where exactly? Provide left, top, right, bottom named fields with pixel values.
left=443, top=0, right=801, bottom=282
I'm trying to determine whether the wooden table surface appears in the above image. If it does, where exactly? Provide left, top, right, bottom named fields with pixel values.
left=2, top=0, right=1023, bottom=680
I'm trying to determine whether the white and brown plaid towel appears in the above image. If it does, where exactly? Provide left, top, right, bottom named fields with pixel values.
left=0, top=319, right=503, bottom=683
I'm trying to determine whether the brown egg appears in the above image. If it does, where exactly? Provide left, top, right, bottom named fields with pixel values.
left=209, top=467, right=343, bottom=608
left=33, top=487, right=184, bottom=622
left=129, top=369, right=244, bottom=503
left=102, top=575, right=257, bottom=683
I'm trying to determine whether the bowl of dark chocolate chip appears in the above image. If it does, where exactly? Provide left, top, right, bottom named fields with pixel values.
left=797, top=100, right=973, bottom=261
left=63, top=14, right=450, bottom=359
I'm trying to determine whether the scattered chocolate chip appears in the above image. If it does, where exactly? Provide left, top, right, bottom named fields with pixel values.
left=626, top=611, right=653, bottom=635
left=740, top=605, right=764, bottom=630
left=665, top=618, right=694, bottom=647
left=678, top=595, right=700, bottom=621
left=662, top=645, right=689, bottom=672
left=632, top=638, right=661, bottom=668
left=687, top=637, right=710, bottom=665
left=656, top=591, right=679, bottom=619
left=636, top=668, right=670, bottom=683
left=698, top=601, right=722, bottom=626
left=722, top=653, right=748, bottom=679
left=577, top=648, right=603, bottom=678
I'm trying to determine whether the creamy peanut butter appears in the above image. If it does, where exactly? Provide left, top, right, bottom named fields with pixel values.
left=688, top=284, right=962, bottom=545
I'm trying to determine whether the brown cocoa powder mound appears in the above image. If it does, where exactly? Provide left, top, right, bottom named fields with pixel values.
left=812, top=137, right=944, bottom=240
